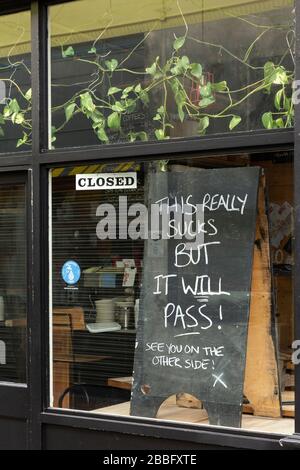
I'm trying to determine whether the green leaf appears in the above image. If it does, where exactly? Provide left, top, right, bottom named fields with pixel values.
left=108, top=87, right=122, bottom=96
left=0, top=127, right=4, bottom=137
left=163, top=61, right=172, bottom=74
left=134, top=84, right=142, bottom=93
left=198, top=116, right=210, bottom=135
left=0, top=114, right=4, bottom=125
left=51, top=126, right=57, bottom=143
left=170, top=78, right=180, bottom=94
left=190, top=63, right=202, bottom=79
left=173, top=36, right=186, bottom=51
left=88, top=46, right=97, bottom=54
left=137, top=131, right=148, bottom=141
left=25, top=88, right=32, bottom=101
left=273, top=67, right=288, bottom=85
left=264, top=61, right=275, bottom=79
left=275, top=118, right=284, bottom=128
left=146, top=62, right=157, bottom=77
left=65, top=102, right=76, bottom=123
left=112, top=101, right=125, bottom=113
left=159, top=160, right=169, bottom=172
left=91, top=111, right=105, bottom=129
left=262, top=112, right=274, bottom=129
left=140, top=90, right=149, bottom=106
left=3, top=105, right=11, bottom=118
left=212, top=81, right=227, bottom=92
left=229, top=115, right=242, bottom=130
left=199, top=96, right=215, bottom=108
left=128, top=132, right=137, bottom=142
left=121, top=86, right=134, bottom=98
left=146, top=56, right=162, bottom=80
left=91, top=112, right=103, bottom=124
left=128, top=131, right=148, bottom=142
left=171, top=56, right=190, bottom=76
left=107, top=111, right=121, bottom=131
left=178, top=105, right=185, bottom=123
left=105, top=59, right=118, bottom=72
left=16, top=132, right=28, bottom=148
left=62, top=46, right=75, bottom=58
left=174, top=90, right=185, bottom=104
left=200, top=83, right=212, bottom=98
left=174, top=89, right=186, bottom=123
left=284, top=96, right=292, bottom=112
left=80, top=92, right=95, bottom=113
left=274, top=89, right=284, bottom=111
left=97, top=127, right=109, bottom=143
left=181, top=56, right=190, bottom=69
left=123, top=98, right=136, bottom=113
left=51, top=126, right=57, bottom=135
left=3, top=99, right=19, bottom=119
left=14, top=113, right=25, bottom=125
left=155, top=129, right=166, bottom=140
left=10, top=99, right=20, bottom=114
left=264, top=62, right=288, bottom=87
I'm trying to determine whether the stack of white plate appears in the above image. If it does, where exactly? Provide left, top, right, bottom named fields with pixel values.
left=95, top=299, right=115, bottom=323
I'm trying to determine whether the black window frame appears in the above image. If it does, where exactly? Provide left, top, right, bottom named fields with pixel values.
left=0, top=0, right=299, bottom=450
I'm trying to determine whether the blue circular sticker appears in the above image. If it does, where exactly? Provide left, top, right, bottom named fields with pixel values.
left=61, top=261, right=81, bottom=285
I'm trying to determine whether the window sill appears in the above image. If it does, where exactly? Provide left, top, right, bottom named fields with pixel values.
left=41, top=408, right=292, bottom=450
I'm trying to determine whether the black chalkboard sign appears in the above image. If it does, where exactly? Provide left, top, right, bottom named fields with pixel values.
left=130, top=166, right=260, bottom=428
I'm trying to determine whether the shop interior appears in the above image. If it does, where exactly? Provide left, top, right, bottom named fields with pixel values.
left=50, top=151, right=295, bottom=434
left=0, top=184, right=26, bottom=384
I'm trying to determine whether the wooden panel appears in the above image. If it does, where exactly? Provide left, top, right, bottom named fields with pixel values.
left=244, top=177, right=281, bottom=418
left=53, top=361, right=70, bottom=408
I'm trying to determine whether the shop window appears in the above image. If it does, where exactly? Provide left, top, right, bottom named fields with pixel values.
left=0, top=11, right=31, bottom=153
left=0, top=182, right=27, bottom=383
left=49, top=0, right=294, bottom=149
left=49, top=152, right=294, bottom=434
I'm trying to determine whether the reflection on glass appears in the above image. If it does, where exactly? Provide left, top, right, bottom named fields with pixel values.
left=50, top=152, right=294, bottom=435
left=50, top=0, right=294, bottom=149
left=0, top=184, right=27, bottom=383
left=0, top=11, right=31, bottom=153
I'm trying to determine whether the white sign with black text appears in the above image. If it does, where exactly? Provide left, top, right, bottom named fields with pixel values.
left=76, top=173, right=137, bottom=191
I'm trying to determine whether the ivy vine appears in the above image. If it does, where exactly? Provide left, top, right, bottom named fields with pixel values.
left=0, top=5, right=295, bottom=148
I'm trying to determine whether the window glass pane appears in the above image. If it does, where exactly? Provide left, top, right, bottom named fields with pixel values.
left=50, top=153, right=294, bottom=434
left=0, top=182, right=27, bottom=383
left=50, top=0, right=294, bottom=149
left=0, top=12, right=31, bottom=153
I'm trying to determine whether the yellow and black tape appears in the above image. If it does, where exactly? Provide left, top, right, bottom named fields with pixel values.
left=52, top=162, right=141, bottom=178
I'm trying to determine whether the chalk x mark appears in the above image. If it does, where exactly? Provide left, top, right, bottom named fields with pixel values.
left=212, top=373, right=228, bottom=389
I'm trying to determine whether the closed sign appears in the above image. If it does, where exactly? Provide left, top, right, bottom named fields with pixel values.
left=76, top=173, right=137, bottom=190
